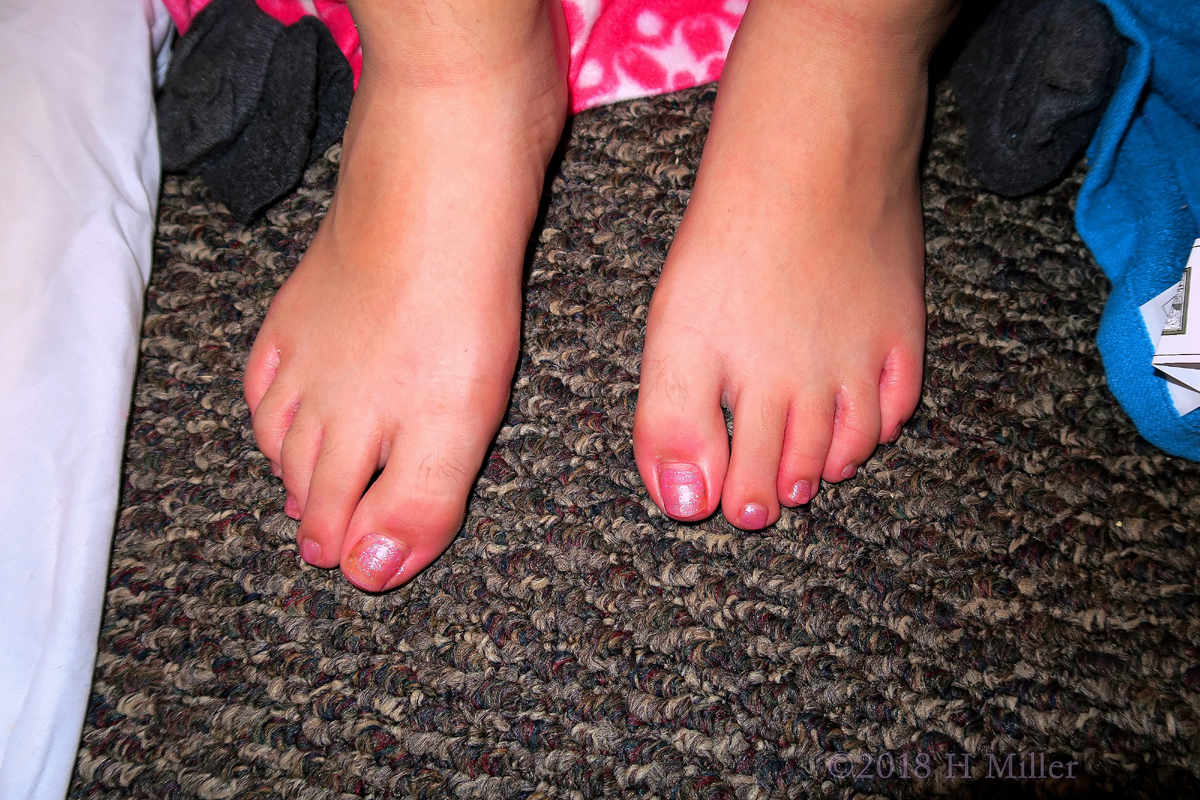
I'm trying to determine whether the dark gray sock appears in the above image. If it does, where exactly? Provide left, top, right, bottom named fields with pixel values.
left=198, top=18, right=321, bottom=223
left=312, top=24, right=355, bottom=159
left=950, top=0, right=1127, bottom=197
left=158, top=1, right=354, bottom=222
left=157, top=0, right=281, bottom=172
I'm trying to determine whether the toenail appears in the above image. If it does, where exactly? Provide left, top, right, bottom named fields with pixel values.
left=299, top=537, right=322, bottom=564
left=789, top=480, right=812, bottom=505
left=841, top=463, right=858, bottom=480
left=889, top=423, right=903, bottom=443
left=658, top=463, right=706, bottom=518
left=270, top=461, right=282, bottom=478
left=284, top=494, right=300, bottom=519
left=737, top=503, right=768, bottom=529
left=345, top=533, right=412, bottom=592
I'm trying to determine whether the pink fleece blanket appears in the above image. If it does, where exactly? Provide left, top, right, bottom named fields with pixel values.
left=162, top=0, right=746, bottom=113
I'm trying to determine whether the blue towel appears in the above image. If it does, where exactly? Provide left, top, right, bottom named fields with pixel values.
left=1076, top=0, right=1200, bottom=459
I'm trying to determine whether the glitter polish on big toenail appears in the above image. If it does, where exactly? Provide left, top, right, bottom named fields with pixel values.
left=346, top=533, right=412, bottom=591
left=841, top=464, right=858, bottom=479
left=790, top=480, right=812, bottom=505
left=738, top=503, right=768, bottom=529
left=299, top=537, right=322, bottom=564
left=658, top=463, right=706, bottom=518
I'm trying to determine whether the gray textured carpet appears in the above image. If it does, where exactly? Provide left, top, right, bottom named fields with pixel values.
left=69, top=84, right=1200, bottom=799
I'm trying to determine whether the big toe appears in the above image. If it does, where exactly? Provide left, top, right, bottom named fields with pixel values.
left=633, top=351, right=729, bottom=521
left=340, top=428, right=482, bottom=591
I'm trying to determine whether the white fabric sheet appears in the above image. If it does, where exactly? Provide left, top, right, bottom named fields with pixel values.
left=0, top=1, right=170, bottom=797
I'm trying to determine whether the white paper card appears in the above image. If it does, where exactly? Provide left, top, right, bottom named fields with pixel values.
left=1140, top=240, right=1200, bottom=416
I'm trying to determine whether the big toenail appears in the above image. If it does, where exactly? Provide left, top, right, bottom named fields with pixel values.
left=345, top=533, right=412, bottom=592
left=841, top=464, right=858, bottom=480
left=738, top=503, right=768, bottom=529
left=790, top=480, right=812, bottom=505
left=658, top=463, right=706, bottom=518
left=285, top=494, right=300, bottom=519
left=299, top=537, right=322, bottom=564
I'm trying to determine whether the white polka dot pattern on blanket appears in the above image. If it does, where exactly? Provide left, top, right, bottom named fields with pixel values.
left=161, top=0, right=746, bottom=114
left=563, top=0, right=744, bottom=112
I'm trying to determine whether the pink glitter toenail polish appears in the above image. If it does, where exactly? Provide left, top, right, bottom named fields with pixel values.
left=790, top=480, right=812, bottom=505
left=284, top=494, right=300, bottom=519
left=299, top=537, right=322, bottom=564
left=345, top=533, right=412, bottom=592
left=841, top=464, right=858, bottom=480
left=658, top=463, right=706, bottom=518
left=738, top=503, right=768, bottom=529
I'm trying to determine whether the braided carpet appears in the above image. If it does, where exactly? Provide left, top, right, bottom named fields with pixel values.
left=70, top=84, right=1200, bottom=799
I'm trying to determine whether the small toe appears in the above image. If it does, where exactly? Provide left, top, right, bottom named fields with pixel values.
left=243, top=332, right=281, bottom=415
left=721, top=389, right=787, bottom=530
left=297, top=425, right=383, bottom=569
left=878, top=346, right=923, bottom=444
left=777, top=391, right=834, bottom=506
left=822, top=380, right=882, bottom=483
left=278, top=410, right=324, bottom=516
left=251, top=378, right=300, bottom=470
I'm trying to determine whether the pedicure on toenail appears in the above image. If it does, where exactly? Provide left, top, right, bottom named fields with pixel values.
left=789, top=480, right=812, bottom=505
left=284, top=494, right=300, bottom=519
left=299, top=537, right=322, bottom=564
left=738, top=503, right=768, bottom=529
left=841, top=464, right=858, bottom=480
left=658, top=463, right=706, bottom=518
left=345, top=533, right=412, bottom=591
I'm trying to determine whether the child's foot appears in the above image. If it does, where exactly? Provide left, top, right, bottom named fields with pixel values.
left=634, top=0, right=956, bottom=529
left=243, top=0, right=568, bottom=591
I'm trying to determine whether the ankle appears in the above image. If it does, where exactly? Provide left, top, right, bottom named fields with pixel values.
left=737, top=0, right=958, bottom=76
left=344, top=0, right=568, bottom=167
left=714, top=0, right=947, bottom=158
left=774, top=0, right=959, bottom=55
left=347, top=0, right=568, bottom=89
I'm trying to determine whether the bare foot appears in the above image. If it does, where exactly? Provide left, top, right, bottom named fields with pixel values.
left=634, top=0, right=957, bottom=529
left=244, top=0, right=568, bottom=591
